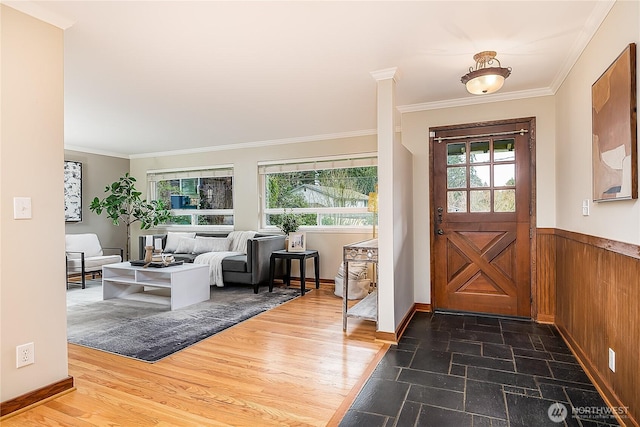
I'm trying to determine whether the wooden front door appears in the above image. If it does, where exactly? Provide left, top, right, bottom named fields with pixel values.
left=431, top=119, right=533, bottom=317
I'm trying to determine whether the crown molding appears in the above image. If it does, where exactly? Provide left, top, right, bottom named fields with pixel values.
left=2, top=0, right=76, bottom=29
left=548, top=0, right=616, bottom=93
left=370, top=67, right=400, bottom=82
left=397, top=87, right=553, bottom=113
left=64, top=145, right=130, bottom=159
left=129, top=129, right=378, bottom=159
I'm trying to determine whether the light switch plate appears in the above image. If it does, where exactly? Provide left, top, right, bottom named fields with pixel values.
left=13, top=197, right=32, bottom=219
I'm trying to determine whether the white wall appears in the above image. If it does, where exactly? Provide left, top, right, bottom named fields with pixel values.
left=129, top=135, right=377, bottom=280
left=1, top=5, right=68, bottom=401
left=556, top=0, right=640, bottom=244
left=402, top=96, right=557, bottom=303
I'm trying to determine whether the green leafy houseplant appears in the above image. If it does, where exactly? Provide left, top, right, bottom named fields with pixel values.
left=90, top=173, right=171, bottom=260
left=278, top=210, right=300, bottom=235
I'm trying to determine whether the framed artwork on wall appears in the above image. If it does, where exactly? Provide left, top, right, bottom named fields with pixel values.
left=592, top=43, right=637, bottom=202
left=64, top=160, right=82, bottom=222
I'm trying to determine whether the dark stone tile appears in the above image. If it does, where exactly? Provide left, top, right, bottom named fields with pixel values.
left=432, top=314, right=465, bottom=330
left=419, top=338, right=450, bottom=352
left=397, top=368, right=466, bottom=392
left=449, top=340, right=482, bottom=356
left=463, top=322, right=502, bottom=334
left=504, top=385, right=526, bottom=395
left=418, top=404, right=472, bottom=427
left=534, top=376, right=596, bottom=392
left=339, top=410, right=388, bottom=427
left=512, top=347, right=553, bottom=360
left=525, top=388, right=541, bottom=397
left=370, top=360, right=401, bottom=381
left=471, top=414, right=492, bottom=427
left=475, top=316, right=501, bottom=327
left=418, top=328, right=452, bottom=343
left=490, top=419, right=509, bottom=427
left=500, top=320, right=556, bottom=336
left=382, top=348, right=414, bottom=368
left=450, top=363, right=467, bottom=377
left=395, top=401, right=421, bottom=427
left=350, top=378, right=409, bottom=417
left=452, top=354, right=515, bottom=372
left=482, top=343, right=513, bottom=360
left=564, top=388, right=608, bottom=412
left=450, top=329, right=504, bottom=344
left=465, top=379, right=507, bottom=419
left=548, top=361, right=592, bottom=384
left=406, top=384, right=464, bottom=411
left=502, top=332, right=534, bottom=350
left=550, top=352, right=579, bottom=364
left=538, top=383, right=569, bottom=403
left=409, top=348, right=452, bottom=374
left=514, top=356, right=552, bottom=377
left=467, top=366, right=537, bottom=388
left=396, top=336, right=420, bottom=351
left=505, top=394, right=565, bottom=427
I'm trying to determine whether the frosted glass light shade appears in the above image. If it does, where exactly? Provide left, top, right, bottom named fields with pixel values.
left=462, top=67, right=510, bottom=95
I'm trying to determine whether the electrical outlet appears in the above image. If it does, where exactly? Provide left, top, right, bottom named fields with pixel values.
left=16, top=342, right=34, bottom=368
left=608, top=348, right=615, bottom=372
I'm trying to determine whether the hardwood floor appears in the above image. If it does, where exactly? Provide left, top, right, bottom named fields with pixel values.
left=2, top=286, right=387, bottom=426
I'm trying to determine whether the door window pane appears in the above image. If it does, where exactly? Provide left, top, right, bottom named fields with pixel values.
left=470, top=165, right=490, bottom=187
left=494, top=190, right=516, bottom=212
left=470, top=141, right=490, bottom=163
left=494, top=164, right=515, bottom=187
left=447, top=143, right=466, bottom=165
left=470, top=190, right=491, bottom=212
left=447, top=167, right=467, bottom=189
left=494, top=139, right=515, bottom=162
left=447, top=191, right=467, bottom=212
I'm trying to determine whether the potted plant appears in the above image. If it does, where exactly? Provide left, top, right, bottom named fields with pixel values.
left=90, top=173, right=171, bottom=260
left=278, top=210, right=300, bottom=250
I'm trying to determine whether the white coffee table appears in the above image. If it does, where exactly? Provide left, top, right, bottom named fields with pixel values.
left=102, top=262, right=210, bottom=310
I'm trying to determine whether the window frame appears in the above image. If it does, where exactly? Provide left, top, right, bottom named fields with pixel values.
left=258, top=153, right=378, bottom=232
left=147, top=165, right=235, bottom=229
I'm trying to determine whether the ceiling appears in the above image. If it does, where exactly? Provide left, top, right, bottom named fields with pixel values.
left=12, top=1, right=614, bottom=157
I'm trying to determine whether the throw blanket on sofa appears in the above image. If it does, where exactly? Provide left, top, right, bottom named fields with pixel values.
left=193, top=231, right=256, bottom=287
left=194, top=251, right=243, bottom=287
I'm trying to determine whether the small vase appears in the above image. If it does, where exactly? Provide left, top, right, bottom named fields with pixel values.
left=284, top=236, right=289, bottom=251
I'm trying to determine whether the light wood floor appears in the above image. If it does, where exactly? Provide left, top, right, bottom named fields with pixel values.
left=3, top=286, right=387, bottom=426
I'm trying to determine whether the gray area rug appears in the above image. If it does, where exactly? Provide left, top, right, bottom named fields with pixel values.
left=67, top=280, right=301, bottom=362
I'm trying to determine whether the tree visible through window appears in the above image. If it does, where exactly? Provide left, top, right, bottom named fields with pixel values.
left=260, top=157, right=377, bottom=228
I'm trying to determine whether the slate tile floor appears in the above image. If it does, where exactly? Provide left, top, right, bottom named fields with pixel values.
left=340, top=312, right=620, bottom=427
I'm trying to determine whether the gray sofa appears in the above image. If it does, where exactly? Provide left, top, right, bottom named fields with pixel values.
left=138, top=232, right=285, bottom=293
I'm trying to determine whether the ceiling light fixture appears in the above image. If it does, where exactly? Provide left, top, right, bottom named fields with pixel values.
left=461, top=51, right=511, bottom=95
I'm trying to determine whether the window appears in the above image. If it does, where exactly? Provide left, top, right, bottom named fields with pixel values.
left=259, top=155, right=377, bottom=229
left=148, top=166, right=234, bottom=227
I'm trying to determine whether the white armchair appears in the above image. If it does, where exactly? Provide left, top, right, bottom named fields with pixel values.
left=66, top=233, right=123, bottom=289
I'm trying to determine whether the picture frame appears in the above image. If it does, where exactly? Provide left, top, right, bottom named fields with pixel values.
left=64, top=160, right=82, bottom=222
left=287, top=232, right=306, bottom=252
left=592, top=43, right=637, bottom=202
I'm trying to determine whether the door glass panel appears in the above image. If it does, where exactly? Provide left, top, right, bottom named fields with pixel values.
left=494, top=138, right=515, bottom=162
left=447, top=143, right=466, bottom=165
left=447, top=191, right=467, bottom=213
left=470, top=190, right=491, bottom=212
left=447, top=167, right=467, bottom=188
left=494, top=190, right=516, bottom=212
left=470, top=165, right=490, bottom=187
left=494, top=164, right=515, bottom=187
left=470, top=141, right=490, bottom=163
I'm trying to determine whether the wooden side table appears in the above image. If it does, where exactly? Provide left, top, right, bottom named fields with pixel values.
left=269, top=250, right=320, bottom=295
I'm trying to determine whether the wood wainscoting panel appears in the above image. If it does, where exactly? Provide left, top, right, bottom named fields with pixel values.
left=555, top=230, right=639, bottom=426
left=536, top=228, right=556, bottom=323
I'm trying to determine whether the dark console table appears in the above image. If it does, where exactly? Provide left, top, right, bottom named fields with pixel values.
left=269, top=249, right=320, bottom=295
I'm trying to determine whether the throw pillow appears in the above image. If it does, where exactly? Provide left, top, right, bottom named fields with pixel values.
left=164, top=232, right=196, bottom=253
left=174, top=237, right=196, bottom=254
left=193, top=236, right=231, bottom=254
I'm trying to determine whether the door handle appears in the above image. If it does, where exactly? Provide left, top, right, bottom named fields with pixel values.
left=437, top=229, right=444, bottom=235
left=436, top=206, right=443, bottom=223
